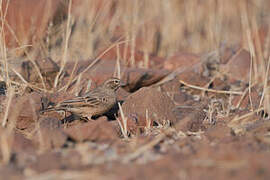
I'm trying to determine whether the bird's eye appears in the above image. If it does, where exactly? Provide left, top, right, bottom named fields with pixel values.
left=101, top=97, right=107, bottom=102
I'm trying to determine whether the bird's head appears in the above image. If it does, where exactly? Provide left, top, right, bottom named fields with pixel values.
left=102, top=77, right=125, bottom=91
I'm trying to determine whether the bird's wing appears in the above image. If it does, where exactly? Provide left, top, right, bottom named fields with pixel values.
left=58, top=90, right=107, bottom=108
left=83, top=91, right=109, bottom=104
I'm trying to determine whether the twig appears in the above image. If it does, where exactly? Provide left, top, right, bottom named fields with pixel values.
left=117, top=102, right=128, bottom=138
left=179, top=80, right=243, bottom=95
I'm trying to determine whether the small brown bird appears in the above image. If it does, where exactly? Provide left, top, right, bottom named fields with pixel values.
left=41, top=77, right=124, bottom=119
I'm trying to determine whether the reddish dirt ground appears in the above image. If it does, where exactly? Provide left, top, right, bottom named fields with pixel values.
left=1, top=50, right=270, bottom=179
left=0, top=1, right=270, bottom=180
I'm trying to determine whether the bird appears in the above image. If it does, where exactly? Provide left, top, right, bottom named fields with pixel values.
left=41, top=77, right=125, bottom=120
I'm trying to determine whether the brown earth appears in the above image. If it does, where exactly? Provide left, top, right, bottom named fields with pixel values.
left=1, top=50, right=270, bottom=179
left=0, top=1, right=270, bottom=180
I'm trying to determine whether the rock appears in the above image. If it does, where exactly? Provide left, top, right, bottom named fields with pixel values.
left=36, top=58, right=60, bottom=77
left=121, top=87, right=177, bottom=129
left=164, top=52, right=201, bottom=71
left=0, top=127, right=36, bottom=167
left=205, top=123, right=233, bottom=142
left=117, top=88, right=131, bottom=101
left=36, top=58, right=60, bottom=87
left=31, top=117, right=67, bottom=151
left=173, top=100, right=207, bottom=132
left=160, top=78, right=194, bottom=105
left=12, top=132, right=37, bottom=167
left=9, top=92, right=43, bottom=131
left=63, top=116, right=118, bottom=142
left=219, top=44, right=241, bottom=64
left=28, top=152, right=63, bottom=173
left=231, top=86, right=261, bottom=110
left=20, top=58, right=60, bottom=87
left=12, top=132, right=36, bottom=154
left=159, top=52, right=209, bottom=88
left=122, top=68, right=169, bottom=92
left=220, top=49, right=251, bottom=83
left=0, top=165, right=22, bottom=180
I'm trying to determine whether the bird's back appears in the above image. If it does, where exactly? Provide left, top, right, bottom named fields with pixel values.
left=55, top=86, right=117, bottom=117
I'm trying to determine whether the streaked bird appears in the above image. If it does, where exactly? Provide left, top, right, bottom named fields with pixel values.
left=41, top=77, right=124, bottom=119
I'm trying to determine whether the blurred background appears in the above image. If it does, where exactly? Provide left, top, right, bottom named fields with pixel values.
left=1, top=0, right=269, bottom=65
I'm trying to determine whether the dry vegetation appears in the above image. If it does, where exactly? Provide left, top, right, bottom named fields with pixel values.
left=0, top=0, right=270, bottom=179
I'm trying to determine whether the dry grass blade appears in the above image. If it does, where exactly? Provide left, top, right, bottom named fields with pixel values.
left=259, top=56, right=270, bottom=109
left=10, top=67, right=28, bottom=84
left=240, top=0, right=256, bottom=111
left=10, top=67, right=50, bottom=93
left=74, top=73, right=82, bottom=96
left=117, top=102, right=128, bottom=138
left=229, top=107, right=264, bottom=126
left=9, top=80, right=52, bottom=93
left=9, top=44, right=32, bottom=53
left=64, top=58, right=79, bottom=92
left=54, top=0, right=72, bottom=88
left=179, top=80, right=243, bottom=95
left=85, top=79, right=92, bottom=94
left=0, top=128, right=13, bottom=164
left=247, top=30, right=254, bottom=111
left=145, top=109, right=151, bottom=130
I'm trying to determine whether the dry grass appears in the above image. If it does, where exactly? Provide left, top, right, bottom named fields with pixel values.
left=40, top=0, right=268, bottom=61
left=0, top=0, right=270, bottom=170
left=117, top=102, right=128, bottom=138
left=2, top=0, right=270, bottom=84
